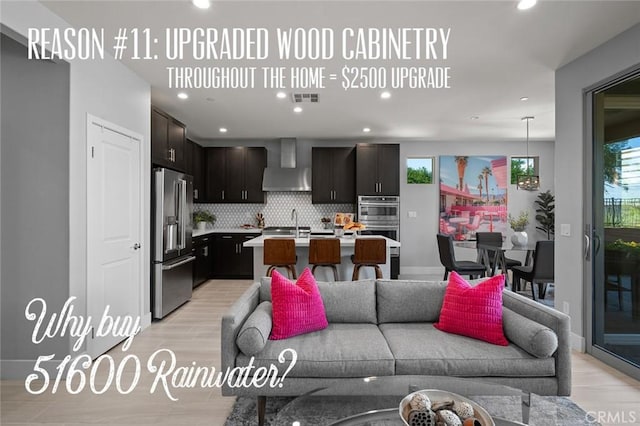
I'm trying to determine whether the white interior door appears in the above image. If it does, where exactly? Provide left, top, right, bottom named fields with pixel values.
left=87, top=116, right=142, bottom=358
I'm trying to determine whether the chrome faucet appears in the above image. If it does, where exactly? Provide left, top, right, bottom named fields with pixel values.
left=291, top=208, right=298, bottom=237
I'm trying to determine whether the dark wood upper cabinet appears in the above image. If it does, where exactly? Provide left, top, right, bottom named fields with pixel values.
left=243, top=148, right=268, bottom=203
left=203, top=147, right=266, bottom=203
left=312, top=147, right=356, bottom=203
left=205, top=147, right=226, bottom=203
left=151, top=108, right=170, bottom=167
left=192, top=142, right=205, bottom=202
left=356, top=144, right=400, bottom=196
left=185, top=139, right=205, bottom=201
left=151, top=106, right=186, bottom=172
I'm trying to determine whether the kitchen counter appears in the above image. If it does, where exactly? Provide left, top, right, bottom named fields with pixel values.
left=244, top=235, right=400, bottom=281
left=192, top=227, right=262, bottom=237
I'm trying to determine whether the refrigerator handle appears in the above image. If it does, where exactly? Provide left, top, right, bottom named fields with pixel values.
left=178, top=179, right=187, bottom=250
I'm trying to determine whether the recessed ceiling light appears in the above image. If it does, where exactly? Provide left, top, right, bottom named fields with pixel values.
left=293, top=106, right=303, bottom=113
left=363, top=127, right=371, bottom=133
left=177, top=92, right=188, bottom=100
left=192, top=0, right=211, bottom=9
left=520, top=96, right=529, bottom=101
left=517, top=0, right=537, bottom=10
left=276, top=91, right=287, bottom=99
left=219, top=127, right=228, bottom=133
left=380, top=91, right=391, bottom=99
left=471, top=116, right=480, bottom=120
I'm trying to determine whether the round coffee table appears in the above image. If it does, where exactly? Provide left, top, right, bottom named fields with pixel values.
left=274, top=376, right=595, bottom=426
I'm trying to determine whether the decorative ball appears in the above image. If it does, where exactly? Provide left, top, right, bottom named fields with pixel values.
left=437, top=409, right=463, bottom=426
left=452, top=401, right=475, bottom=419
left=410, top=393, right=432, bottom=411
left=408, top=409, right=438, bottom=426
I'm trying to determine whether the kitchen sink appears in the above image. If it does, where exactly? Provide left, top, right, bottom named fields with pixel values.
left=262, top=226, right=310, bottom=236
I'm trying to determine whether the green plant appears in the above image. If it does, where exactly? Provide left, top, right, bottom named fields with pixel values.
left=606, top=239, right=640, bottom=257
left=534, top=190, right=555, bottom=239
left=508, top=211, right=529, bottom=232
left=193, top=210, right=215, bottom=224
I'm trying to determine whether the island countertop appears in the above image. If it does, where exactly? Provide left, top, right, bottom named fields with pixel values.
left=243, top=235, right=401, bottom=248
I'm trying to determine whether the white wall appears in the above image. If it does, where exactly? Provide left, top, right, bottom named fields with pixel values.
left=1, top=1, right=151, bottom=378
left=555, top=23, right=640, bottom=347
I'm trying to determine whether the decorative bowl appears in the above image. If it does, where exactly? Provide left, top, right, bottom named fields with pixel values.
left=399, top=389, right=495, bottom=426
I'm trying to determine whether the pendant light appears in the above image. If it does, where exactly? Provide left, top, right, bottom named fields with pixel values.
left=517, top=116, right=540, bottom=191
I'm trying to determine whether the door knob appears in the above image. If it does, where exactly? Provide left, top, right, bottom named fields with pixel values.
left=133, top=243, right=141, bottom=250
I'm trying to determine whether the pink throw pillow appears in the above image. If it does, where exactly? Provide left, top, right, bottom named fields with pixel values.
left=434, top=271, right=508, bottom=346
left=269, top=267, right=328, bottom=340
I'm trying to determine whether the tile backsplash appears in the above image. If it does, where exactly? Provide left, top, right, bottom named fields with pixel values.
left=195, top=192, right=354, bottom=229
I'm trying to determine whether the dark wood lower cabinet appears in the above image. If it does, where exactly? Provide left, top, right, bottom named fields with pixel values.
left=193, top=235, right=213, bottom=287
left=211, top=233, right=259, bottom=279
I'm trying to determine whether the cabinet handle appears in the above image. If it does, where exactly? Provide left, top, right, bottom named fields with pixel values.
left=379, top=182, right=382, bottom=193
left=203, top=246, right=208, bottom=256
left=194, top=189, right=198, bottom=200
left=202, top=238, right=208, bottom=242
left=222, top=236, right=233, bottom=239
left=222, top=190, right=225, bottom=200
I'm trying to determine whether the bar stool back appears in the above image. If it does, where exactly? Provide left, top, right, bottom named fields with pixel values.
left=263, top=238, right=297, bottom=279
left=308, top=238, right=341, bottom=281
left=351, top=238, right=386, bottom=280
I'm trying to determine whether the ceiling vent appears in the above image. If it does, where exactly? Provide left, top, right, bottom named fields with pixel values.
left=292, top=93, right=319, bottom=103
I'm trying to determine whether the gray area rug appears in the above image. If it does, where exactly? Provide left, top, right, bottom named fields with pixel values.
left=225, top=395, right=600, bottom=425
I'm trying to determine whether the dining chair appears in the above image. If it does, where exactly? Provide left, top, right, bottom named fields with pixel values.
left=436, top=233, right=487, bottom=280
left=511, top=240, right=554, bottom=301
left=475, top=232, right=522, bottom=272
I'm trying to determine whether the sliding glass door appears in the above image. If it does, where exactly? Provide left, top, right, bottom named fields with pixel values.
left=588, top=72, right=640, bottom=378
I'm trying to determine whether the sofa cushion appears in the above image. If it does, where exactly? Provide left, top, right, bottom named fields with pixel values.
left=380, top=323, right=555, bottom=377
left=261, top=277, right=377, bottom=323
left=236, top=301, right=272, bottom=356
left=434, top=272, right=508, bottom=346
left=377, top=280, right=447, bottom=323
left=503, top=308, right=558, bottom=358
left=236, top=323, right=395, bottom=378
left=270, top=268, right=328, bottom=340
left=317, top=279, right=377, bottom=323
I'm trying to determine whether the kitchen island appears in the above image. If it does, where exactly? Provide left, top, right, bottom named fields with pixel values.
left=243, top=235, right=401, bottom=281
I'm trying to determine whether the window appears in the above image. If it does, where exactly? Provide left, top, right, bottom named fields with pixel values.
left=407, top=157, right=433, bottom=184
left=510, top=157, right=539, bottom=184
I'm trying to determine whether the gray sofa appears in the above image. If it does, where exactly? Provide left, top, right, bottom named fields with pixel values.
left=221, top=278, right=571, bottom=423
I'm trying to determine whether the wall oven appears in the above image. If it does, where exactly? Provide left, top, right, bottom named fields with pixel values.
left=357, top=196, right=400, bottom=279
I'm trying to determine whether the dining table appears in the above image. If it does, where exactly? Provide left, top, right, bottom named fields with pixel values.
left=456, top=240, right=537, bottom=289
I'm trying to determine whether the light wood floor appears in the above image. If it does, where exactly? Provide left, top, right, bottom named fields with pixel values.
left=2, top=279, right=639, bottom=425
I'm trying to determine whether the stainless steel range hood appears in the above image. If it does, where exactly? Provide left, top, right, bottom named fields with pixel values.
left=262, top=138, right=311, bottom=191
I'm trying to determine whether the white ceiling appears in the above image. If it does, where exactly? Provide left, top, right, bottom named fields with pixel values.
left=43, top=1, right=640, bottom=142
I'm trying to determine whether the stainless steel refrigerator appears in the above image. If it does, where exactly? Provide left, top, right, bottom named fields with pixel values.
left=152, top=168, right=194, bottom=319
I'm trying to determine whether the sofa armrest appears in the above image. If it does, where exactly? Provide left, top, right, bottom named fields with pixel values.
left=502, top=291, right=572, bottom=396
left=221, top=282, right=261, bottom=373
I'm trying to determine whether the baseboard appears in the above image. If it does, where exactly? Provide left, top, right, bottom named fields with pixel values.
left=604, top=333, right=640, bottom=345
left=400, top=266, right=443, bottom=277
left=571, top=332, right=586, bottom=352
